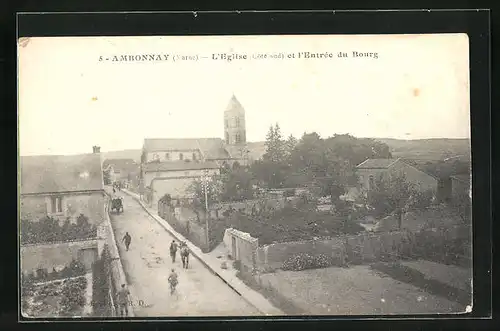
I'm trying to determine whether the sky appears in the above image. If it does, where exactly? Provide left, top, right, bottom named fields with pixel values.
left=18, top=34, right=471, bottom=156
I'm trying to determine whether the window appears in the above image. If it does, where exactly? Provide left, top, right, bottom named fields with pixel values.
left=235, top=117, right=240, bottom=127
left=179, top=153, right=184, bottom=160
left=51, top=196, right=63, bottom=213
left=165, top=153, right=170, bottom=160
left=235, top=133, right=241, bottom=144
left=153, top=153, right=159, bottom=161
left=369, top=175, right=375, bottom=190
left=225, top=132, right=229, bottom=144
left=225, top=119, right=229, bottom=128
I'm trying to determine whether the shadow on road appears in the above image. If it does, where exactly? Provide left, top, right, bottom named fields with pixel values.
left=370, top=262, right=471, bottom=306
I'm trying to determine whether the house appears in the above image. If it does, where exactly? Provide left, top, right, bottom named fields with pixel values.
left=20, top=146, right=107, bottom=274
left=20, top=147, right=107, bottom=225
left=355, top=158, right=438, bottom=194
left=450, top=174, right=472, bottom=200
left=139, top=95, right=267, bottom=207
left=141, top=160, right=221, bottom=207
left=102, top=158, right=140, bottom=188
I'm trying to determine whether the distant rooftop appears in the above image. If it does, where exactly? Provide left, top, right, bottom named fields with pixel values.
left=142, top=160, right=220, bottom=172
left=143, top=138, right=231, bottom=160
left=356, top=158, right=400, bottom=169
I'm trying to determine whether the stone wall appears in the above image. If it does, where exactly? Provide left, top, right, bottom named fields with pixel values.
left=250, top=225, right=471, bottom=272
left=223, top=228, right=259, bottom=272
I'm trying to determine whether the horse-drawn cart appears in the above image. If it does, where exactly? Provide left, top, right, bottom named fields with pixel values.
left=110, top=196, right=124, bottom=213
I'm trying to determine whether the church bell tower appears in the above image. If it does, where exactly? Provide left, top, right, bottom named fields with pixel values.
left=224, top=94, right=246, bottom=145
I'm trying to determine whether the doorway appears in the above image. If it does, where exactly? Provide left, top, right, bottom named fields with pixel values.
left=78, top=248, right=98, bottom=271
left=232, top=236, right=237, bottom=260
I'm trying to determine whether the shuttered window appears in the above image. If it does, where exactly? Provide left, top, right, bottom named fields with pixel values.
left=50, top=196, right=63, bottom=213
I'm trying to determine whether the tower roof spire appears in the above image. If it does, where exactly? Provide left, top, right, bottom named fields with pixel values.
left=225, top=93, right=244, bottom=113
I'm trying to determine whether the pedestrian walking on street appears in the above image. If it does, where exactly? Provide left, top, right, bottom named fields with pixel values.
left=168, top=269, right=178, bottom=295
left=113, top=187, right=116, bottom=194
left=170, top=240, right=178, bottom=263
left=122, top=232, right=132, bottom=251
left=117, top=284, right=131, bottom=317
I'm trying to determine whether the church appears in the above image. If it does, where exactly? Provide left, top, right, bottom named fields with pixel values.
left=140, top=95, right=266, bottom=207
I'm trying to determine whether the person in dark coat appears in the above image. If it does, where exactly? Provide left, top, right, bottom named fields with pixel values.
left=122, top=232, right=132, bottom=251
left=169, top=240, right=178, bottom=263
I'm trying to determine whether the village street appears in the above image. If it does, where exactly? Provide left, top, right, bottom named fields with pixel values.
left=107, top=190, right=261, bottom=317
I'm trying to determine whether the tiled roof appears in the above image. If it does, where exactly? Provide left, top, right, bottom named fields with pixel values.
left=225, top=141, right=267, bottom=161
left=143, top=138, right=230, bottom=160
left=20, top=153, right=104, bottom=195
left=142, top=160, right=220, bottom=172
left=356, top=158, right=400, bottom=169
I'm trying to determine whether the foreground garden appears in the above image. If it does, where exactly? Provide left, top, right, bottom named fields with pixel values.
left=22, top=260, right=92, bottom=318
left=22, top=275, right=91, bottom=318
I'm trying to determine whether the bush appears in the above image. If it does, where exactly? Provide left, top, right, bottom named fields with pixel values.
left=281, top=253, right=334, bottom=271
left=21, top=215, right=97, bottom=245
left=59, top=277, right=87, bottom=316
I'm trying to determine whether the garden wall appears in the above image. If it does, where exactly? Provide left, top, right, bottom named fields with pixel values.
left=251, top=225, right=471, bottom=272
left=21, top=239, right=99, bottom=275
left=102, top=192, right=134, bottom=316
left=223, top=228, right=259, bottom=272
left=101, top=212, right=133, bottom=316
left=158, top=200, right=225, bottom=252
left=210, top=198, right=285, bottom=219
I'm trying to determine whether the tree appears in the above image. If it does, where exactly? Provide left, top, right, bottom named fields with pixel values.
left=323, top=134, right=392, bottom=169
left=219, top=167, right=256, bottom=202
left=187, top=177, right=223, bottom=211
left=367, top=172, right=419, bottom=229
left=285, top=134, right=298, bottom=156
left=263, top=123, right=287, bottom=164
left=254, top=123, right=291, bottom=189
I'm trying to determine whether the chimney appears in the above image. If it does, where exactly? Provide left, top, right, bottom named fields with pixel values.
left=93, top=146, right=101, bottom=154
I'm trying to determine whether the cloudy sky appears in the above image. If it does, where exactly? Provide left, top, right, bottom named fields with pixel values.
left=18, top=34, right=470, bottom=156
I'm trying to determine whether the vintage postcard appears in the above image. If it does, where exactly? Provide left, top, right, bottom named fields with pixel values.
left=18, top=34, right=472, bottom=318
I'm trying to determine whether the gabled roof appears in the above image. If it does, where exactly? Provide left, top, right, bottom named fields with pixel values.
left=142, top=160, right=220, bottom=172
left=20, top=153, right=104, bottom=195
left=143, top=138, right=230, bottom=160
left=356, top=158, right=401, bottom=169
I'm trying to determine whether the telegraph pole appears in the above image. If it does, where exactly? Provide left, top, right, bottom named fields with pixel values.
left=202, top=170, right=210, bottom=251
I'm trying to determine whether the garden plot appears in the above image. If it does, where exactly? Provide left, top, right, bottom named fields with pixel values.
left=22, top=273, right=92, bottom=318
